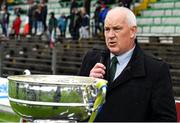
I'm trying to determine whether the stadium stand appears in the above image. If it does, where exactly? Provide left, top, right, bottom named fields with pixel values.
left=0, top=36, right=106, bottom=77
left=137, top=0, right=180, bottom=36
left=1, top=35, right=180, bottom=86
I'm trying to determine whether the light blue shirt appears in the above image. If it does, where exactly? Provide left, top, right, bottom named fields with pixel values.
left=110, top=45, right=135, bottom=80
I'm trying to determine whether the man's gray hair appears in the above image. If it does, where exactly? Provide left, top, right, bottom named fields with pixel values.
left=108, top=7, right=137, bottom=27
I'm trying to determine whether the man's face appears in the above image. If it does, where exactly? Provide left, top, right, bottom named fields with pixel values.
left=104, top=11, right=136, bottom=55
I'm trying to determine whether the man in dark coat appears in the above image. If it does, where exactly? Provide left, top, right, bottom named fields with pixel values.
left=70, top=0, right=78, bottom=14
left=79, top=7, right=177, bottom=122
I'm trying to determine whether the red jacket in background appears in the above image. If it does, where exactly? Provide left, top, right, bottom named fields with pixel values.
left=12, top=17, right=21, bottom=35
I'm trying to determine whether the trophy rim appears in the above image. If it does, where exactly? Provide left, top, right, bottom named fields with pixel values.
left=7, top=75, right=101, bottom=85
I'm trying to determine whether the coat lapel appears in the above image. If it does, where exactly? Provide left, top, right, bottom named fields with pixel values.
left=108, top=44, right=146, bottom=90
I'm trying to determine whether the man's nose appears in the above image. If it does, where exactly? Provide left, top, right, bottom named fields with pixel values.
left=108, top=29, right=115, bottom=38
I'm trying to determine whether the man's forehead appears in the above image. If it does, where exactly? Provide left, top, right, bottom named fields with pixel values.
left=107, top=8, right=126, bottom=17
left=105, top=13, right=125, bottom=26
left=105, top=9, right=125, bottom=21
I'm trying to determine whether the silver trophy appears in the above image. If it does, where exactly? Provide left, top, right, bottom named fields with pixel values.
left=8, top=75, right=107, bottom=122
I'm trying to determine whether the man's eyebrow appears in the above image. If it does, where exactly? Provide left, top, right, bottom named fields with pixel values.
left=112, top=24, right=122, bottom=27
left=104, top=26, right=109, bottom=28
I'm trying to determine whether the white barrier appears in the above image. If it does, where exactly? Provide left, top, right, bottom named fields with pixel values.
left=0, top=77, right=10, bottom=106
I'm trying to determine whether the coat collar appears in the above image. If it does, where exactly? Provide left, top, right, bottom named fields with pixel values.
left=108, top=43, right=146, bottom=89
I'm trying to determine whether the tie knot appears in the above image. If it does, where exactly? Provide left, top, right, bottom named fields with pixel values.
left=111, top=56, right=118, bottom=64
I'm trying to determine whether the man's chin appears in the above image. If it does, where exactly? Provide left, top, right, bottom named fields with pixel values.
left=109, top=49, right=119, bottom=55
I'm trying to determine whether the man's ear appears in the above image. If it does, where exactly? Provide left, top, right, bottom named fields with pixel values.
left=130, top=26, right=137, bottom=38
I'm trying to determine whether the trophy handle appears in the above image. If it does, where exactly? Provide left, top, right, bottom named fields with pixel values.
left=23, top=69, right=31, bottom=75
left=89, top=78, right=108, bottom=122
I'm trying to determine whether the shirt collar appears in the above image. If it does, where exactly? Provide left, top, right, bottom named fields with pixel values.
left=110, top=45, right=136, bottom=64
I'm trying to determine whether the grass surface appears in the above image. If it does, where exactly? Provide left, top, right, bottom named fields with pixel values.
left=0, top=111, right=20, bottom=122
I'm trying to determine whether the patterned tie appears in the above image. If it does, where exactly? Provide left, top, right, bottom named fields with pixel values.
left=109, top=56, right=118, bottom=83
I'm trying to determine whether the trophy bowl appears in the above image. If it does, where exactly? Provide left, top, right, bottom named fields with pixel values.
left=8, top=75, right=107, bottom=121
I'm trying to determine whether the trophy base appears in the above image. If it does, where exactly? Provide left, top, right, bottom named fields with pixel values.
left=21, top=118, right=77, bottom=123
left=33, top=119, right=77, bottom=123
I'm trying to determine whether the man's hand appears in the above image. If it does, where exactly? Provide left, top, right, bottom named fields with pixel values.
left=89, top=63, right=106, bottom=79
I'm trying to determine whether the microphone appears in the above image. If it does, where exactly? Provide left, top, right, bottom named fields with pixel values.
left=92, top=47, right=110, bottom=81
left=100, top=49, right=106, bottom=64
left=92, top=46, right=107, bottom=64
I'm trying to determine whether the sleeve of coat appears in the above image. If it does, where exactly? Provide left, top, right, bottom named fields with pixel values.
left=79, top=51, right=98, bottom=76
left=79, top=52, right=91, bottom=76
left=79, top=49, right=102, bottom=76
left=151, top=62, right=177, bottom=121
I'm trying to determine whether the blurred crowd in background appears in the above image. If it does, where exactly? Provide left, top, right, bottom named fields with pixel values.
left=0, top=0, right=134, bottom=42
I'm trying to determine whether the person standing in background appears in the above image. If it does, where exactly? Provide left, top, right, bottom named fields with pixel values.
left=48, top=12, right=57, bottom=48
left=70, top=0, right=78, bottom=14
left=12, top=14, right=22, bottom=40
left=93, top=4, right=101, bottom=36
left=34, top=4, right=43, bottom=35
left=79, top=7, right=89, bottom=40
left=0, top=5, right=10, bottom=37
left=69, top=8, right=81, bottom=40
left=27, top=0, right=37, bottom=35
left=57, top=13, right=67, bottom=38
left=40, top=0, right=48, bottom=33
